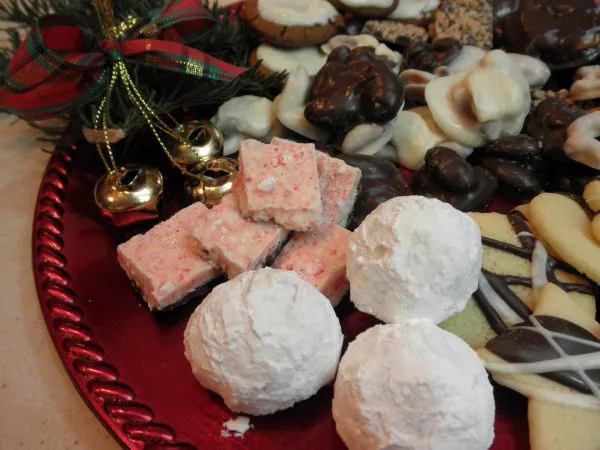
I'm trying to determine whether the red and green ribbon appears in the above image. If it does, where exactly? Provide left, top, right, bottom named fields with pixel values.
left=0, top=0, right=246, bottom=121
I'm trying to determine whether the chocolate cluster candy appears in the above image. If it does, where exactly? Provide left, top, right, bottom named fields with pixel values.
left=525, top=98, right=600, bottom=194
left=471, top=135, right=547, bottom=200
left=404, top=38, right=462, bottom=73
left=525, top=98, right=585, bottom=162
left=304, top=46, right=404, bottom=132
left=335, top=153, right=408, bottom=230
left=412, top=147, right=497, bottom=212
left=494, top=0, right=600, bottom=70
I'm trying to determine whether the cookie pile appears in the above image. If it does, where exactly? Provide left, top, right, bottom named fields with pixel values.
left=441, top=191, right=600, bottom=450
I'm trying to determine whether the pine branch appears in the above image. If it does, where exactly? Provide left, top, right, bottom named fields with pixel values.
left=0, top=0, right=53, bottom=26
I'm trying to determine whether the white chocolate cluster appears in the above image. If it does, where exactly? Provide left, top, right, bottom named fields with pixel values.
left=425, top=50, right=530, bottom=148
left=212, top=95, right=285, bottom=155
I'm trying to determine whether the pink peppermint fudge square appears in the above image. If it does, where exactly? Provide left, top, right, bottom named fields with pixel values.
left=191, top=194, right=288, bottom=279
left=315, top=152, right=361, bottom=227
left=237, top=139, right=323, bottom=231
left=272, top=222, right=351, bottom=307
left=271, top=138, right=361, bottom=227
left=117, top=202, right=218, bottom=311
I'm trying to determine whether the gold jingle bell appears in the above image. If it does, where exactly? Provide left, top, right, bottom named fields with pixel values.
left=94, top=165, right=164, bottom=227
left=184, top=158, right=239, bottom=207
left=171, top=120, right=224, bottom=168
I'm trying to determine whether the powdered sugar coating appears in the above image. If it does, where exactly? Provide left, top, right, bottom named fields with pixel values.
left=333, top=321, right=495, bottom=450
left=347, top=196, right=482, bottom=324
left=184, top=268, right=343, bottom=416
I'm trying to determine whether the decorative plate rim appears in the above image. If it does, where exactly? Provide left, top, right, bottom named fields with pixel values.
left=32, top=146, right=195, bottom=450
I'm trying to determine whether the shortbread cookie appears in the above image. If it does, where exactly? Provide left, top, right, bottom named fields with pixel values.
left=592, top=215, right=600, bottom=244
left=440, top=210, right=597, bottom=349
left=430, top=0, right=493, bottom=49
left=529, top=193, right=600, bottom=284
left=478, top=283, right=600, bottom=450
left=243, top=0, right=344, bottom=48
left=583, top=178, right=600, bottom=212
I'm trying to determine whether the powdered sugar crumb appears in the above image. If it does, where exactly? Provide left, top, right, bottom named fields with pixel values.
left=222, top=416, right=252, bottom=438
left=258, top=176, right=277, bottom=192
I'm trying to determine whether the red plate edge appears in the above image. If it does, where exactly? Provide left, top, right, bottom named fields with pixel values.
left=32, top=146, right=189, bottom=449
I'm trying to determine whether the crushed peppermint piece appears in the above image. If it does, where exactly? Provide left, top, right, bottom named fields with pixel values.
left=282, top=153, right=294, bottom=165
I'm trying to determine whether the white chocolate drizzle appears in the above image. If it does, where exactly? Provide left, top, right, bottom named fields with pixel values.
left=477, top=273, right=522, bottom=326
left=531, top=240, right=549, bottom=294
left=485, top=315, right=600, bottom=411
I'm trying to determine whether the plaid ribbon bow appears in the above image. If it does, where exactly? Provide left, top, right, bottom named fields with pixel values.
left=0, top=0, right=246, bottom=121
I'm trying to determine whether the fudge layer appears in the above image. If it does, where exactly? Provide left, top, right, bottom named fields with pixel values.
left=191, top=194, right=288, bottom=279
left=117, top=202, right=218, bottom=311
left=237, top=139, right=323, bottom=231
left=272, top=222, right=351, bottom=307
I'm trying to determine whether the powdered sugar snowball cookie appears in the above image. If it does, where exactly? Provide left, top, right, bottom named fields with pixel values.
left=183, top=268, right=343, bottom=416
left=243, top=0, right=343, bottom=48
left=347, top=196, right=482, bottom=324
left=333, top=321, right=495, bottom=450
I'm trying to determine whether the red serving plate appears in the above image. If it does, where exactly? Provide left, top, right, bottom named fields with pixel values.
left=33, top=142, right=530, bottom=450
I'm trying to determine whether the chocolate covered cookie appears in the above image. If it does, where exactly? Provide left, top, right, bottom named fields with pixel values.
left=495, top=0, right=600, bottom=69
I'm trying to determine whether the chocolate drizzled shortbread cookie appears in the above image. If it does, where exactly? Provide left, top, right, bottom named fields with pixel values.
left=479, top=284, right=600, bottom=450
left=429, top=0, right=493, bottom=49
left=440, top=208, right=596, bottom=349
